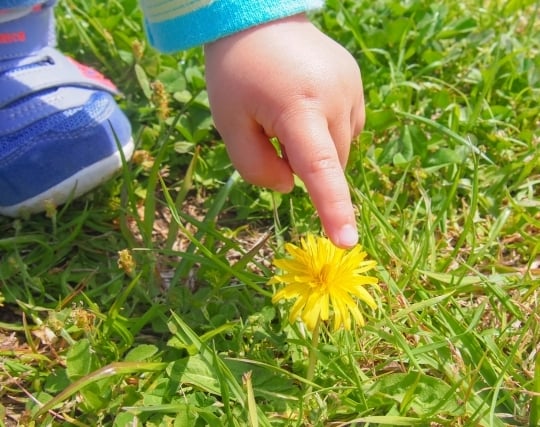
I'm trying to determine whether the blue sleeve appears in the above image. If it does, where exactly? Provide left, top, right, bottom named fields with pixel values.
left=139, top=0, right=325, bottom=53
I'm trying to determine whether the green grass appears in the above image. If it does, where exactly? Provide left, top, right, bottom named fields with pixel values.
left=1, top=0, right=539, bottom=425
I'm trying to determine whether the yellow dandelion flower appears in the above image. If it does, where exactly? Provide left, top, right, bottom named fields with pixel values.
left=271, top=234, right=378, bottom=331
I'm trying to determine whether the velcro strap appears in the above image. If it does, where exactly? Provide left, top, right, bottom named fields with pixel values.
left=0, top=47, right=118, bottom=108
left=0, top=86, right=98, bottom=134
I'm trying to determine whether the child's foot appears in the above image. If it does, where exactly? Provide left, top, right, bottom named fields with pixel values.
left=0, top=3, right=133, bottom=217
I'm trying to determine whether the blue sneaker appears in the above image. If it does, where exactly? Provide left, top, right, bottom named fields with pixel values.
left=0, top=2, right=133, bottom=217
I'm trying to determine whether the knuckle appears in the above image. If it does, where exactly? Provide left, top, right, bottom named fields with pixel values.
left=304, top=151, right=337, bottom=177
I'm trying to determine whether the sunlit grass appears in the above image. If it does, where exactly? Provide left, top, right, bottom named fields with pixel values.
left=0, top=0, right=538, bottom=425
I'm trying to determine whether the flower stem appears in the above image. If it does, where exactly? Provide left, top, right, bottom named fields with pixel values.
left=306, top=318, right=321, bottom=385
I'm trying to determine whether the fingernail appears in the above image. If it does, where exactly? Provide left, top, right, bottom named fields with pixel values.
left=337, top=224, right=358, bottom=248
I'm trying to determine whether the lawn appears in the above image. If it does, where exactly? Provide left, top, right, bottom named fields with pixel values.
left=0, top=0, right=539, bottom=425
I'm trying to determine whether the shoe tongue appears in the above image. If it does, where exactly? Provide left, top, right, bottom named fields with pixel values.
left=0, top=6, right=35, bottom=23
left=0, top=3, right=56, bottom=61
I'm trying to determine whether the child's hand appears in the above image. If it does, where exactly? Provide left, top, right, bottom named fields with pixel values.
left=204, top=14, right=364, bottom=248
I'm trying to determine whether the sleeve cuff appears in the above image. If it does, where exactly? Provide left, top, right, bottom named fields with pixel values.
left=140, top=0, right=325, bottom=53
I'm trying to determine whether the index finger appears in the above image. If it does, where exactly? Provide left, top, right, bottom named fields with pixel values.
left=277, top=115, right=358, bottom=248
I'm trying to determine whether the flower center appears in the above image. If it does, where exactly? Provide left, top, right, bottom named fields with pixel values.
left=316, top=263, right=332, bottom=289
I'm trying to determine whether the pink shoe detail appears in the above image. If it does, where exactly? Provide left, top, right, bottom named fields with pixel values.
left=67, top=57, right=118, bottom=92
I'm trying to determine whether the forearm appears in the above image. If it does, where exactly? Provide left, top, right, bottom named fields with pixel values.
left=139, top=0, right=324, bottom=52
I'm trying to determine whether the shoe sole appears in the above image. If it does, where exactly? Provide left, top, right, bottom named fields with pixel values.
left=0, top=138, right=134, bottom=217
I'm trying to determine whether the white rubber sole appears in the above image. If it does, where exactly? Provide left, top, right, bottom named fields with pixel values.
left=0, top=138, right=134, bottom=217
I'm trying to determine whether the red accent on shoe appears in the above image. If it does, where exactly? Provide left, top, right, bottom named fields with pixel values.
left=66, top=57, right=118, bottom=92
left=0, top=31, right=26, bottom=44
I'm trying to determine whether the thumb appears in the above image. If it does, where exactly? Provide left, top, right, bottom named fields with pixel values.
left=278, top=116, right=358, bottom=248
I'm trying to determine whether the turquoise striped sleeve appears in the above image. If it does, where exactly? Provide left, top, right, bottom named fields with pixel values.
left=139, top=0, right=325, bottom=53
